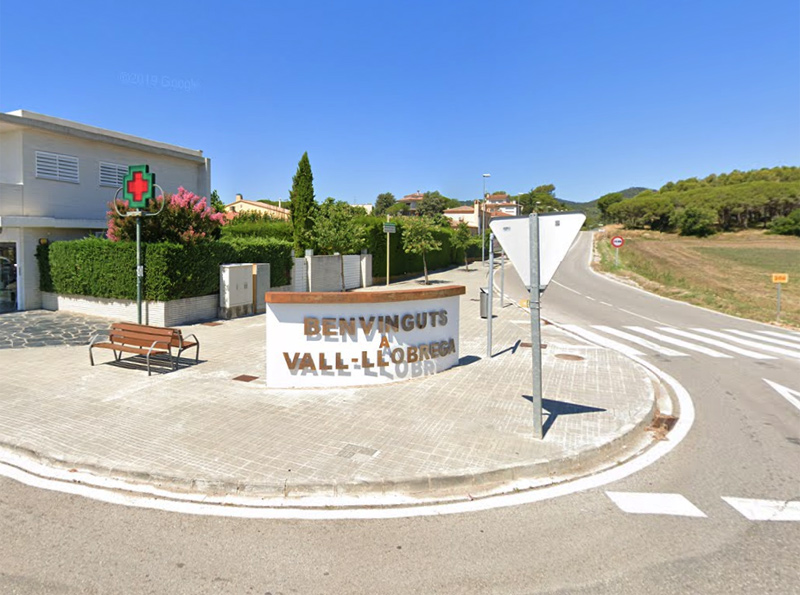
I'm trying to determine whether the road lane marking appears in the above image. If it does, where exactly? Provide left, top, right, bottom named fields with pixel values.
left=562, top=325, right=646, bottom=357
left=585, top=296, right=596, bottom=301
left=592, top=326, right=687, bottom=357
left=617, top=308, right=665, bottom=325
left=724, top=329, right=800, bottom=350
left=599, top=301, right=613, bottom=307
left=624, top=327, right=733, bottom=358
left=763, top=379, right=800, bottom=413
left=692, top=329, right=800, bottom=359
left=606, top=492, right=707, bottom=517
left=722, top=497, right=800, bottom=521
left=551, top=280, right=583, bottom=296
left=656, top=328, right=777, bottom=359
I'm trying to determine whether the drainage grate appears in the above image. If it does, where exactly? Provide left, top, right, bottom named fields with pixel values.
left=202, top=322, right=222, bottom=327
left=233, top=374, right=258, bottom=382
left=555, top=354, right=584, bottom=361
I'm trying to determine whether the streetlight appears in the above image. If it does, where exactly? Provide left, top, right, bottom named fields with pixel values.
left=481, top=173, right=490, bottom=265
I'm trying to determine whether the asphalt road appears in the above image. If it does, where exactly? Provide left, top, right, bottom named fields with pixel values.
left=2, top=232, right=799, bottom=594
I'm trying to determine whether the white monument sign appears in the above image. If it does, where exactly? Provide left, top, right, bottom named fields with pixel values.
left=264, top=287, right=464, bottom=388
left=490, top=212, right=585, bottom=290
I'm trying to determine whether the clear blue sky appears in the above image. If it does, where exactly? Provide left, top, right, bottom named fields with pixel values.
left=1, top=0, right=798, bottom=205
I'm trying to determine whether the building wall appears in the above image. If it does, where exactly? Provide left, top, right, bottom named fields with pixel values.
left=0, top=129, right=23, bottom=185
left=20, top=128, right=210, bottom=220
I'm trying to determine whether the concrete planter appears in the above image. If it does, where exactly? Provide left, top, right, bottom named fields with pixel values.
left=41, top=292, right=218, bottom=326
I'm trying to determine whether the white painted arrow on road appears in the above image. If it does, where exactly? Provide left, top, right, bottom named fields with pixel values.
left=763, top=379, right=800, bottom=413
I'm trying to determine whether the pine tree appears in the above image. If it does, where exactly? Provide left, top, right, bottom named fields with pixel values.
left=289, top=152, right=316, bottom=253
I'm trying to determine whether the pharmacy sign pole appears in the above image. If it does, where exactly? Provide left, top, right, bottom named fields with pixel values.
left=113, top=165, right=165, bottom=324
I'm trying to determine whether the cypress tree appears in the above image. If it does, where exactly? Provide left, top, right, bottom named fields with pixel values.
left=289, top=152, right=316, bottom=253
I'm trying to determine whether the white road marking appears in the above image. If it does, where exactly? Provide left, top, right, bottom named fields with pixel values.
left=586, top=296, right=596, bottom=301
left=763, top=379, right=800, bottom=413
left=723, top=497, right=800, bottom=521
left=552, top=280, right=583, bottom=296
left=692, top=329, right=800, bottom=359
left=592, top=326, right=687, bottom=357
left=756, top=330, right=800, bottom=346
left=606, top=492, right=707, bottom=517
left=625, top=327, right=733, bottom=358
left=562, top=325, right=646, bottom=358
left=725, top=329, right=800, bottom=349
left=599, top=301, right=613, bottom=307
left=657, top=328, right=777, bottom=359
left=618, top=308, right=665, bottom=325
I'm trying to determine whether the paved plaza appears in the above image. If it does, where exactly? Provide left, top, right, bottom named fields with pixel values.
left=0, top=265, right=659, bottom=505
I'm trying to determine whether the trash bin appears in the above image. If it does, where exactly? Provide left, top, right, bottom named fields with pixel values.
left=480, top=287, right=488, bottom=318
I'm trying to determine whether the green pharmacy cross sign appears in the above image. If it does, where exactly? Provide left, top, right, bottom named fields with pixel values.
left=123, top=164, right=156, bottom=209
left=112, top=165, right=165, bottom=324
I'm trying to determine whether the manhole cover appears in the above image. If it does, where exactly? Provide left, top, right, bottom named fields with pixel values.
left=554, top=354, right=584, bottom=361
left=520, top=342, right=547, bottom=349
left=233, top=374, right=258, bottom=382
left=203, top=322, right=223, bottom=326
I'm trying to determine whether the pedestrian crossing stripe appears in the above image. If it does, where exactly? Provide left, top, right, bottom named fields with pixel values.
left=561, top=325, right=800, bottom=361
left=607, top=492, right=800, bottom=521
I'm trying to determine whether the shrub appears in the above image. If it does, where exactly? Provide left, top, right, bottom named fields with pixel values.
left=108, top=187, right=226, bottom=244
left=43, top=236, right=293, bottom=301
left=674, top=205, right=718, bottom=237
left=767, top=208, right=800, bottom=236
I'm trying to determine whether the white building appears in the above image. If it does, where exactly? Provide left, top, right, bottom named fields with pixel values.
left=0, top=110, right=211, bottom=312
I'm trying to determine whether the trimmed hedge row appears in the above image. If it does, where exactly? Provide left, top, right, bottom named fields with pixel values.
left=359, top=217, right=477, bottom=278
left=38, top=237, right=293, bottom=301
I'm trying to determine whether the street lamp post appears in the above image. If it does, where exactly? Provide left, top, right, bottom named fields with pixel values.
left=481, top=173, right=490, bottom=265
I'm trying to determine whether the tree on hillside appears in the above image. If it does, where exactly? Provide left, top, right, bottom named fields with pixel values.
left=597, top=192, right=625, bottom=220
left=401, top=216, right=442, bottom=285
left=450, top=221, right=472, bottom=271
left=374, top=192, right=396, bottom=216
left=518, top=184, right=560, bottom=214
left=312, top=198, right=367, bottom=254
left=289, top=152, right=316, bottom=253
left=417, top=191, right=449, bottom=217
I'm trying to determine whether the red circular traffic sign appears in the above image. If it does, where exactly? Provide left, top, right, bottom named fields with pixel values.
left=611, top=235, right=625, bottom=248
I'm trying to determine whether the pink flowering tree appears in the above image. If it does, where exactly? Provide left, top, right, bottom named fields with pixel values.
left=107, top=187, right=226, bottom=244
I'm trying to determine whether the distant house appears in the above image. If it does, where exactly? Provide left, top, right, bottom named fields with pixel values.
left=224, top=194, right=290, bottom=221
left=0, top=109, right=211, bottom=312
left=484, top=192, right=520, bottom=217
left=443, top=203, right=480, bottom=232
left=398, top=191, right=424, bottom=212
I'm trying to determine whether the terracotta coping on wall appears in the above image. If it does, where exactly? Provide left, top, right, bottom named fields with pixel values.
left=264, top=285, right=466, bottom=304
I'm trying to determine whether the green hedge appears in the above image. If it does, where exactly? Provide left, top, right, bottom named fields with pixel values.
left=43, top=237, right=293, bottom=301
left=361, top=217, right=467, bottom=278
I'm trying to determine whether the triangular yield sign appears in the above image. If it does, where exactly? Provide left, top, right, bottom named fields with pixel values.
left=490, top=212, right=585, bottom=291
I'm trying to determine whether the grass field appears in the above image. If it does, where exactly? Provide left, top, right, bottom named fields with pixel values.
left=593, top=226, right=800, bottom=329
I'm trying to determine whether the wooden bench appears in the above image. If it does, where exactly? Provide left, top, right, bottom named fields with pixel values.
left=89, top=322, right=200, bottom=376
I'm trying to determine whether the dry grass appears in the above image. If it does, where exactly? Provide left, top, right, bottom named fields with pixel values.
left=593, top=226, right=800, bottom=329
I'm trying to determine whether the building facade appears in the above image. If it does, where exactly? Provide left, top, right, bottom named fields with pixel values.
left=0, top=110, right=211, bottom=312
left=224, top=194, right=291, bottom=220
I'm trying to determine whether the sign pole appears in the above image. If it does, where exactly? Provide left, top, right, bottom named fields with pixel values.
left=500, top=250, right=505, bottom=308
left=529, top=213, right=543, bottom=439
left=615, top=247, right=619, bottom=267
left=386, top=215, right=390, bottom=287
left=776, top=282, right=781, bottom=322
left=136, top=214, right=143, bottom=324
left=487, top=233, right=494, bottom=358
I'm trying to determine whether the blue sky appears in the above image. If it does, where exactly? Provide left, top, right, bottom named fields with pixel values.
left=1, top=0, right=798, bottom=205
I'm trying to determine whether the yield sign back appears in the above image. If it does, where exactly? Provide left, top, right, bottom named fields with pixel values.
left=490, top=212, right=585, bottom=290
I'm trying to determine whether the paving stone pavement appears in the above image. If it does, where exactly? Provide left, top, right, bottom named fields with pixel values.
left=0, top=310, right=111, bottom=349
left=0, top=265, right=659, bottom=504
